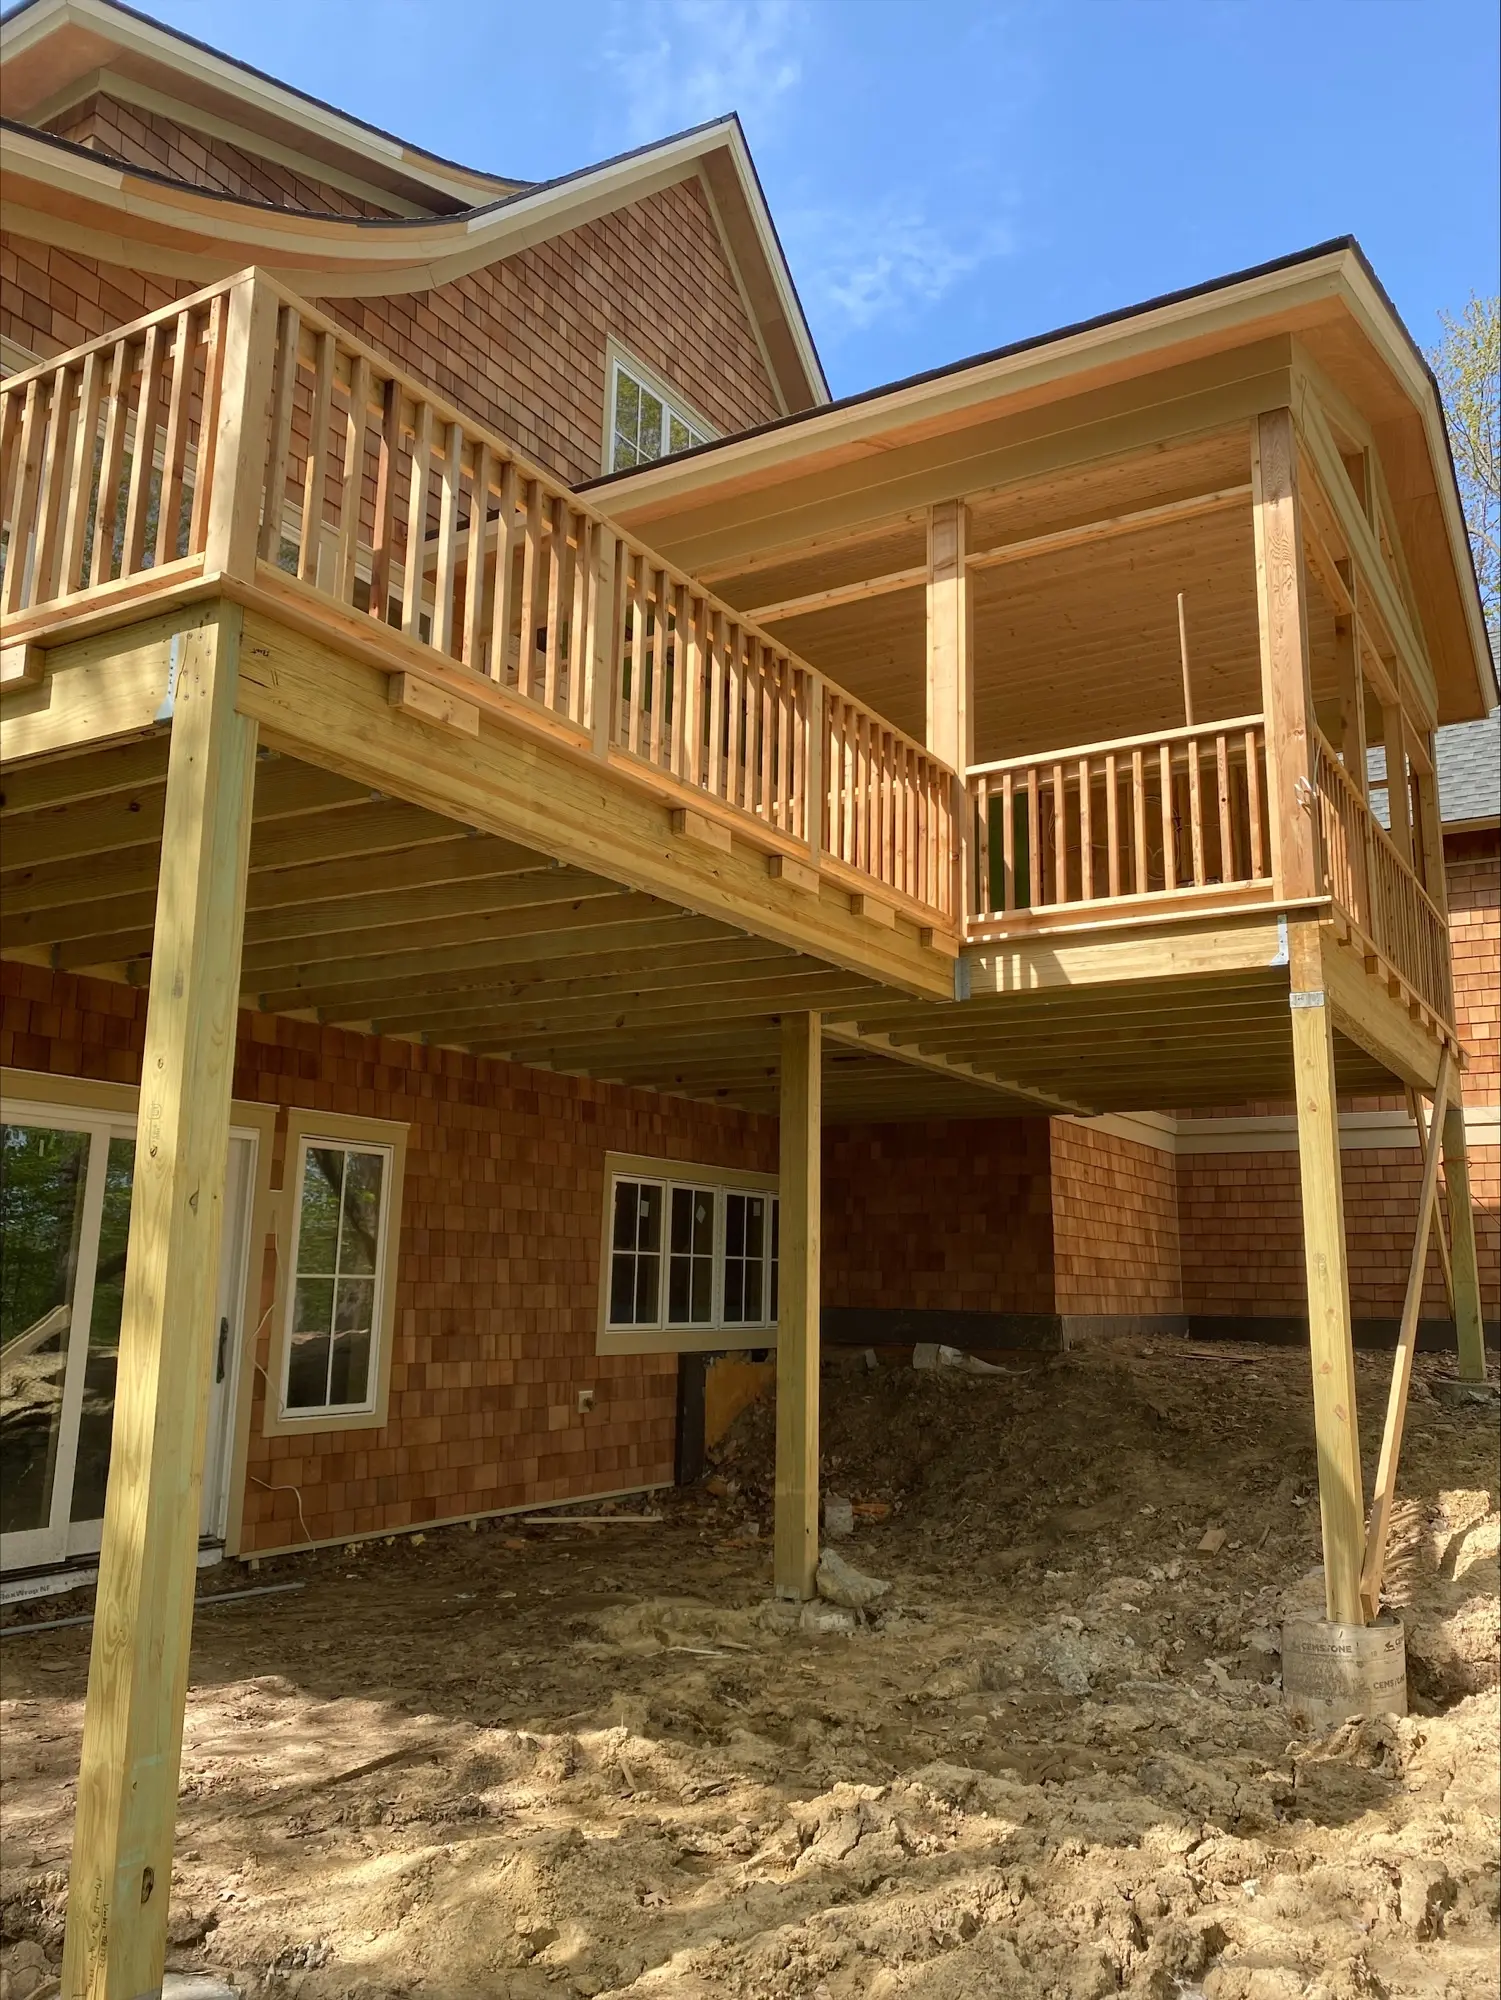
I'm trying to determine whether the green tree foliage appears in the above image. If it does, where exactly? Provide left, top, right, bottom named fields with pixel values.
left=1429, top=293, right=1499, bottom=658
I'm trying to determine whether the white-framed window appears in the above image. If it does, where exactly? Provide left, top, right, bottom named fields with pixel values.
left=606, top=345, right=716, bottom=474
left=598, top=1154, right=778, bottom=1351
left=281, top=1137, right=393, bottom=1418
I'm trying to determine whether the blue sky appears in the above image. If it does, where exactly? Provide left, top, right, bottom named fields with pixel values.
left=145, top=0, right=1500, bottom=398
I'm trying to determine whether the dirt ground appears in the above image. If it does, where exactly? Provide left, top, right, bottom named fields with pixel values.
left=1, top=1337, right=1497, bottom=2000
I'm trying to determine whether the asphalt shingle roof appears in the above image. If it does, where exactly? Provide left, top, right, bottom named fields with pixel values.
left=1365, top=708, right=1498, bottom=830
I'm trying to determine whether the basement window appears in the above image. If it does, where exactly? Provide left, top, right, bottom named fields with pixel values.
left=599, top=1154, right=778, bottom=1352
left=607, top=348, right=715, bottom=474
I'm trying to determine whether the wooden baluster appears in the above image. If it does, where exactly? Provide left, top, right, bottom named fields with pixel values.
left=1131, top=748, right=1148, bottom=894
left=512, top=477, right=541, bottom=695
left=297, top=328, right=336, bottom=585
left=1078, top=758, right=1094, bottom=902
left=998, top=770, right=1015, bottom=913
left=855, top=711, right=871, bottom=872
left=1025, top=767, right=1042, bottom=908
left=840, top=701, right=856, bottom=866
left=87, top=341, right=131, bottom=590
left=568, top=513, right=592, bottom=723
left=399, top=399, right=433, bottom=642
left=152, top=310, right=196, bottom=570
left=1160, top=743, right=1177, bottom=892
left=704, top=608, right=724, bottom=796
left=431, top=419, right=464, bottom=656
left=725, top=624, right=744, bottom=806
left=1187, top=733, right=1206, bottom=886
left=57, top=347, right=106, bottom=596
left=461, top=442, right=493, bottom=671
left=256, top=306, right=299, bottom=565
left=761, top=652, right=776, bottom=822
left=0, top=384, right=25, bottom=556
left=1, top=382, right=35, bottom=607
left=1246, top=730, right=1266, bottom=878
left=622, top=555, right=644, bottom=753
left=1216, top=733, right=1233, bottom=884
left=368, top=376, right=401, bottom=626
left=775, top=656, right=792, bottom=828
left=893, top=742, right=908, bottom=898
left=121, top=323, right=167, bottom=576
left=186, top=293, right=229, bottom=559
left=488, top=460, right=519, bottom=683
left=30, top=364, right=75, bottom=607
left=1050, top=761, right=1067, bottom=905
left=333, top=352, right=371, bottom=608
left=543, top=501, right=567, bottom=711
left=1104, top=752, right=1120, bottom=898
left=974, top=777, right=991, bottom=917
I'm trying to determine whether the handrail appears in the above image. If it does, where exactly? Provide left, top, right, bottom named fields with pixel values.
left=0, top=269, right=957, bottom=927
left=968, top=711, right=1268, bottom=778
left=1312, top=730, right=1452, bottom=1022
left=967, top=717, right=1270, bottom=925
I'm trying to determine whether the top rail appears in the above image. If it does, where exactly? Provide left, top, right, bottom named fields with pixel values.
left=0, top=269, right=957, bottom=926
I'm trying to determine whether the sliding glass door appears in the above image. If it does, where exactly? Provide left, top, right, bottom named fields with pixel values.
left=0, top=1100, right=254, bottom=1573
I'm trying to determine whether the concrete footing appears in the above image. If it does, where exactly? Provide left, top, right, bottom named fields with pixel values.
left=1282, top=1615, right=1407, bottom=1729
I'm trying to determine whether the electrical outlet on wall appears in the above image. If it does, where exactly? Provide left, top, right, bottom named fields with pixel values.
left=577, top=1388, right=595, bottom=1414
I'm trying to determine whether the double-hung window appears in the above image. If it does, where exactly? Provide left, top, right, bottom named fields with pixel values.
left=607, top=349, right=715, bottom=473
left=600, top=1155, right=778, bottom=1350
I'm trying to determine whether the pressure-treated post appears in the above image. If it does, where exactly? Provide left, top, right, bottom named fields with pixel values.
left=925, top=499, right=972, bottom=772
left=201, top=272, right=280, bottom=582
left=1288, top=921, right=1366, bottom=1625
left=775, top=1010, right=822, bottom=1600
left=1441, top=1099, right=1489, bottom=1382
left=1251, top=409, right=1320, bottom=903
left=63, top=604, right=257, bottom=2000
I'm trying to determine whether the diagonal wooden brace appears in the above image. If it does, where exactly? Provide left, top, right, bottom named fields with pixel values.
left=1404, top=1084, right=1453, bottom=1317
left=1360, top=1047, right=1453, bottom=1621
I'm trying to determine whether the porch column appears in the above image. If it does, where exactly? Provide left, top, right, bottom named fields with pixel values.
left=1251, top=409, right=1320, bottom=904
left=1288, top=921, right=1366, bottom=1625
left=1441, top=1099, right=1489, bottom=1383
left=63, top=605, right=257, bottom=2000
left=925, top=499, right=973, bottom=771
left=774, top=1010, right=822, bottom=1600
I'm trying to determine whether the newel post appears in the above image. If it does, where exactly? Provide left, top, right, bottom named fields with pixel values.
left=201, top=272, right=281, bottom=582
left=1251, top=409, right=1321, bottom=905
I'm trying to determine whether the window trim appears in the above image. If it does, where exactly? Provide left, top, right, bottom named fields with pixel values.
left=261, top=1109, right=407, bottom=1438
left=601, top=339, right=718, bottom=477
left=596, top=1151, right=778, bottom=1355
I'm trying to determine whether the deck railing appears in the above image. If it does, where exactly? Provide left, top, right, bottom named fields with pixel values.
left=967, top=716, right=1270, bottom=927
left=0, top=270, right=953, bottom=927
left=0, top=292, right=228, bottom=619
left=1313, top=733, right=1451, bottom=1020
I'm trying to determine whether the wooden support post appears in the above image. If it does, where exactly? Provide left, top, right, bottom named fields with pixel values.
left=1288, top=921, right=1366, bottom=1626
left=1413, top=739, right=1447, bottom=910
left=202, top=275, right=280, bottom=582
left=1332, top=588, right=1367, bottom=786
left=1360, top=1050, right=1453, bottom=1618
left=774, top=1010, right=821, bottom=1601
left=925, top=500, right=972, bottom=772
left=1441, top=1097, right=1489, bottom=1383
left=62, top=605, right=257, bottom=2000
left=1251, top=410, right=1320, bottom=903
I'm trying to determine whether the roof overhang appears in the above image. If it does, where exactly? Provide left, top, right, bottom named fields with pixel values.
left=0, top=0, right=829, bottom=412
left=590, top=241, right=1495, bottom=724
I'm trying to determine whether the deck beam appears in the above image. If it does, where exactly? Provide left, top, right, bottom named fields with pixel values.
left=62, top=605, right=256, bottom=1998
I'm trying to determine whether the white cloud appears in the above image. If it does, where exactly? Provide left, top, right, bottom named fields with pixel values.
left=599, top=0, right=805, bottom=146
left=783, top=202, right=1015, bottom=338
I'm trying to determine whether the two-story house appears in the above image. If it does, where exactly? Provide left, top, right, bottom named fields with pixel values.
left=0, top=2, right=1495, bottom=1991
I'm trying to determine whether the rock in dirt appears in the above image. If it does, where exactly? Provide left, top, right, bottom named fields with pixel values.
left=816, top=1546, right=890, bottom=1610
left=801, top=1599, right=858, bottom=1636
